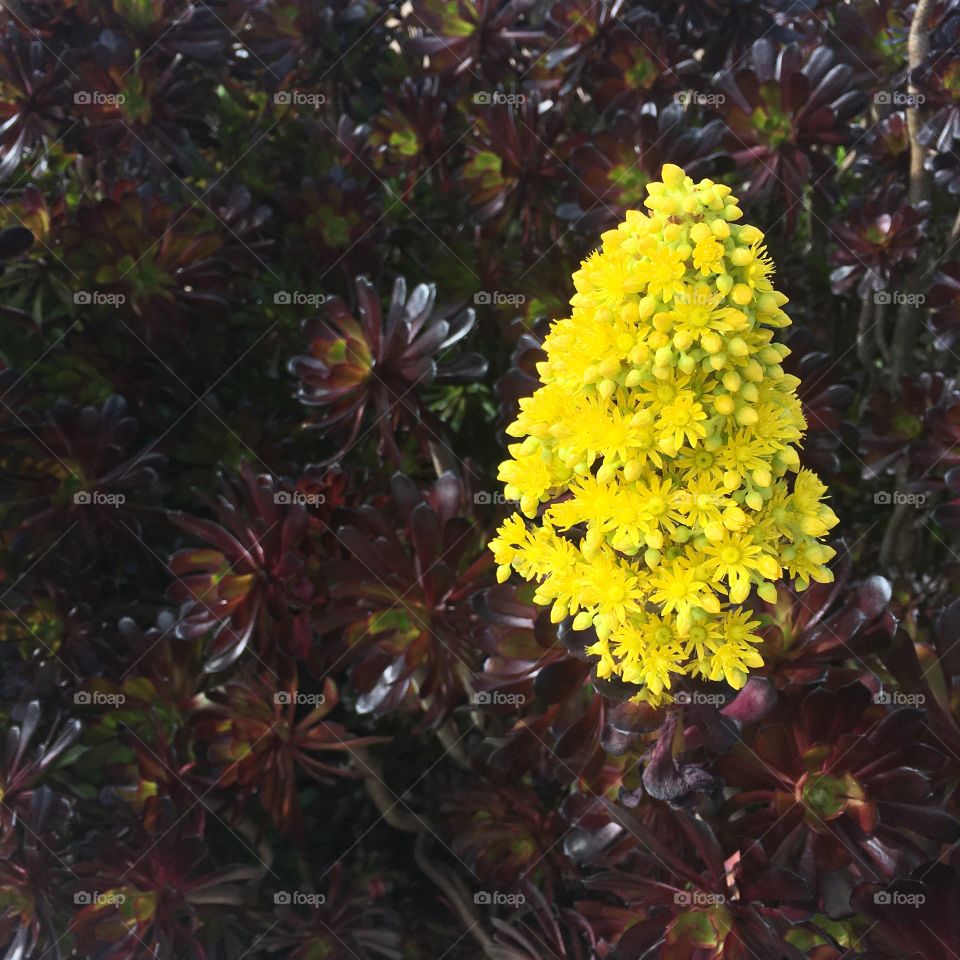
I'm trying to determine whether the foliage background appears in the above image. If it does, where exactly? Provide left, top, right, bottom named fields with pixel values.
left=1, top=0, right=960, bottom=958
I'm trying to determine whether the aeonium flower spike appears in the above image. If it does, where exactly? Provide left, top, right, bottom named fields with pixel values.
left=488, top=164, right=838, bottom=705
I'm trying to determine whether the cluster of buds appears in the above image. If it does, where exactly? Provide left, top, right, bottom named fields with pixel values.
left=489, top=164, right=838, bottom=704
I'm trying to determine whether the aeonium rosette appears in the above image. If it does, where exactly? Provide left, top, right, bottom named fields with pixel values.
left=489, top=164, right=838, bottom=705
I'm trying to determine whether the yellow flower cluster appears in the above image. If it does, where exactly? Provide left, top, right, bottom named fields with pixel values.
left=489, top=164, right=838, bottom=705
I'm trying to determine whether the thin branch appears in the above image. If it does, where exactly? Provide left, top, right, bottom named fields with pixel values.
left=857, top=295, right=876, bottom=367
left=889, top=0, right=937, bottom=380
left=907, top=0, right=936, bottom=206
left=415, top=833, right=495, bottom=954
left=348, top=744, right=423, bottom=833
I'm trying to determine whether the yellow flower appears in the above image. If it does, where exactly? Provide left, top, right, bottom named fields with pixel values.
left=649, top=558, right=715, bottom=629
left=498, top=446, right=559, bottom=516
left=580, top=550, right=646, bottom=624
left=667, top=288, right=743, bottom=349
left=657, top=392, right=708, bottom=451
left=672, top=475, right=732, bottom=533
left=700, top=532, right=779, bottom=603
left=489, top=163, right=838, bottom=705
left=692, top=237, right=726, bottom=275
left=574, top=249, right=643, bottom=309
left=637, top=245, right=687, bottom=301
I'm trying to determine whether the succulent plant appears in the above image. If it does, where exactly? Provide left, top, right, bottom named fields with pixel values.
left=718, top=677, right=959, bottom=879
left=0, top=4, right=956, bottom=958
left=289, top=275, right=486, bottom=465
left=713, top=40, right=866, bottom=227
left=167, top=464, right=320, bottom=671
left=830, top=185, right=930, bottom=297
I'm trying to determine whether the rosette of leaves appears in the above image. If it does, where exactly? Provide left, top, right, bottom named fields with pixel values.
left=192, top=674, right=384, bottom=833
left=405, top=0, right=544, bottom=81
left=275, top=174, right=384, bottom=281
left=289, top=275, right=486, bottom=465
left=69, top=34, right=220, bottom=175
left=0, top=393, right=164, bottom=568
left=0, top=24, right=69, bottom=179
left=829, top=184, right=929, bottom=297
left=718, top=677, right=960, bottom=879
left=861, top=373, right=960, bottom=479
left=579, top=8, right=701, bottom=112
left=916, top=0, right=960, bottom=194
left=167, top=463, right=320, bottom=671
left=713, top=39, right=866, bottom=227
left=316, top=471, right=492, bottom=727
left=567, top=104, right=732, bottom=232
left=62, top=184, right=250, bottom=341
left=368, top=76, right=453, bottom=181
left=584, top=804, right=812, bottom=959
left=70, top=821, right=260, bottom=960
left=461, top=93, right=570, bottom=241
